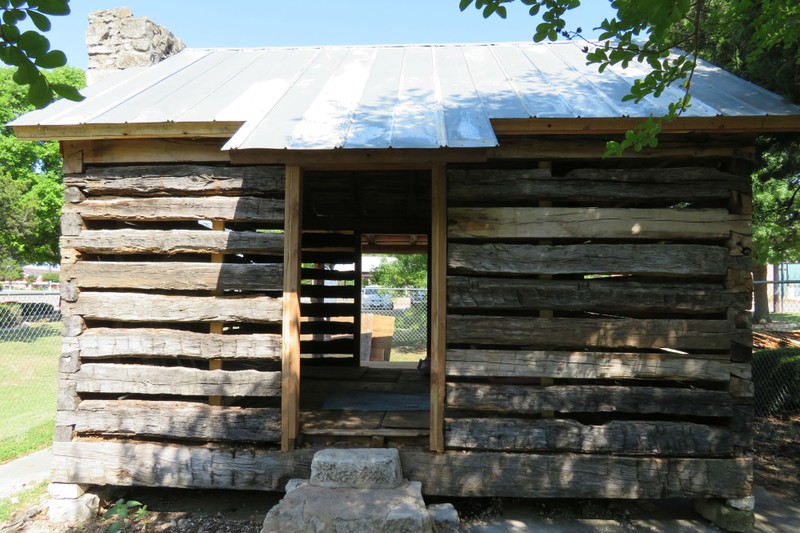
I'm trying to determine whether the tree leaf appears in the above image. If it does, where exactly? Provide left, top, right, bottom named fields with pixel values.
left=34, top=49, right=65, bottom=68
left=51, top=82, right=84, bottom=102
left=0, top=22, right=20, bottom=42
left=459, top=0, right=474, bottom=11
left=27, top=73, right=53, bottom=108
left=17, top=30, right=49, bottom=57
left=33, top=0, right=70, bottom=16
left=26, top=10, right=51, bottom=31
left=12, top=56, right=38, bottom=84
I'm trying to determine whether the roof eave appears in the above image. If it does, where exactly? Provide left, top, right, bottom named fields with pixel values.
left=492, top=116, right=800, bottom=136
left=10, top=121, right=244, bottom=142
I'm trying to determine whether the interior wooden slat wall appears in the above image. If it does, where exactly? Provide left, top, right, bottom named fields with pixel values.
left=444, top=166, right=753, bottom=473
left=57, top=165, right=286, bottom=448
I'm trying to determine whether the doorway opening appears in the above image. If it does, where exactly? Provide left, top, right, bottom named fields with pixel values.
left=297, top=170, right=432, bottom=443
left=361, top=242, right=429, bottom=368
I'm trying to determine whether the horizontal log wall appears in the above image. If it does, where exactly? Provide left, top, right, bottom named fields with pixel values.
left=57, top=165, right=286, bottom=451
left=49, top=442, right=751, bottom=498
left=445, top=166, right=753, bottom=461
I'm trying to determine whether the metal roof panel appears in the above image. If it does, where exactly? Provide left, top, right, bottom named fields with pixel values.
left=12, top=42, right=800, bottom=149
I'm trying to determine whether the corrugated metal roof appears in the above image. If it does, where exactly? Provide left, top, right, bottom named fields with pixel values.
left=11, top=42, right=800, bottom=150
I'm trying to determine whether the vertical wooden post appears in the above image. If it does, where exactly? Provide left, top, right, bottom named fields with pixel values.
left=282, top=166, right=303, bottom=452
left=430, top=164, right=447, bottom=453
left=209, top=219, right=225, bottom=406
left=538, top=161, right=555, bottom=418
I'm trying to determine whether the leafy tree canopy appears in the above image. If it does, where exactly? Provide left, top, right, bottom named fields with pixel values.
left=460, top=0, right=800, bottom=155
left=0, top=0, right=83, bottom=108
left=0, top=65, right=84, bottom=271
left=371, top=255, right=428, bottom=288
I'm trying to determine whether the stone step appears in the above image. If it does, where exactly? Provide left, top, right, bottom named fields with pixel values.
left=262, top=480, right=433, bottom=533
left=310, top=448, right=402, bottom=489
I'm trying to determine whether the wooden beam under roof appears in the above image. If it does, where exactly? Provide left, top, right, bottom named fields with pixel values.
left=12, top=121, right=243, bottom=141
left=492, top=115, right=800, bottom=136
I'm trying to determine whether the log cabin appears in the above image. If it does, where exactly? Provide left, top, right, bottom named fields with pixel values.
left=11, top=8, right=800, bottom=511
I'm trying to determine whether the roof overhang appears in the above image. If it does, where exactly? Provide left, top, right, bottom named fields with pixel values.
left=14, top=115, right=800, bottom=145
left=11, top=121, right=243, bottom=141
left=492, top=116, right=800, bottom=136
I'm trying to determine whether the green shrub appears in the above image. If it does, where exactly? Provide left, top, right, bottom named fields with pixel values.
left=753, top=348, right=800, bottom=418
left=0, top=303, right=22, bottom=329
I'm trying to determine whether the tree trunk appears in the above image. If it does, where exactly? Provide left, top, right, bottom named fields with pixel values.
left=753, top=263, right=770, bottom=323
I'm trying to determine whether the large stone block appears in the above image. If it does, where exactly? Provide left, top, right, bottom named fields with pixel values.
left=694, top=498, right=755, bottom=533
left=310, top=448, right=402, bottom=489
left=261, top=480, right=431, bottom=533
left=48, top=493, right=99, bottom=524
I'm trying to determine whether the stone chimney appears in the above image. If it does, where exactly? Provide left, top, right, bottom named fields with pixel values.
left=85, top=7, right=185, bottom=85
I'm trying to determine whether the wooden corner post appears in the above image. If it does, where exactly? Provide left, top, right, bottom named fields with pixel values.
left=430, top=164, right=447, bottom=453
left=282, top=166, right=303, bottom=452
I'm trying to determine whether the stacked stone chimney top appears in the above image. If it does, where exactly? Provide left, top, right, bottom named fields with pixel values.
left=86, top=7, right=185, bottom=85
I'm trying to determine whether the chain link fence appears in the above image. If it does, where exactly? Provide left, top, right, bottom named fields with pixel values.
left=361, top=287, right=428, bottom=360
left=0, top=291, right=61, bottom=442
left=753, top=280, right=800, bottom=418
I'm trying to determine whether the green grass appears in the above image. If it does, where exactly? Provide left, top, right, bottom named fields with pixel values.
left=0, top=419, right=53, bottom=464
left=0, top=480, right=48, bottom=524
left=0, top=321, right=60, bottom=448
left=770, top=313, right=800, bottom=324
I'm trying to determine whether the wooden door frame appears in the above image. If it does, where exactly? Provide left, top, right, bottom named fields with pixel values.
left=281, top=163, right=446, bottom=452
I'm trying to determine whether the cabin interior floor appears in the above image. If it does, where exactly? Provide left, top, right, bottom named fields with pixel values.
left=298, top=365, right=430, bottom=446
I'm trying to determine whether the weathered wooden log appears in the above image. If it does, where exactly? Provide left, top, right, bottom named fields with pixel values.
left=446, top=383, right=733, bottom=416
left=51, top=442, right=314, bottom=490
left=448, top=207, right=750, bottom=240
left=78, top=328, right=281, bottom=360
left=447, top=167, right=748, bottom=204
left=66, top=165, right=284, bottom=196
left=448, top=243, right=728, bottom=276
left=69, top=292, right=282, bottom=323
left=447, top=315, right=736, bottom=350
left=447, top=277, right=750, bottom=313
left=73, top=363, right=281, bottom=397
left=68, top=262, right=283, bottom=291
left=48, top=442, right=750, bottom=498
left=446, top=349, right=731, bottom=381
left=400, top=450, right=752, bottom=498
left=62, top=229, right=284, bottom=255
left=65, top=196, right=284, bottom=224
left=445, top=418, right=732, bottom=455
left=68, top=400, right=281, bottom=442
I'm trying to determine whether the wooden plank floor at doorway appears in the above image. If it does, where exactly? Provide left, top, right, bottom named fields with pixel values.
left=299, top=367, right=430, bottom=443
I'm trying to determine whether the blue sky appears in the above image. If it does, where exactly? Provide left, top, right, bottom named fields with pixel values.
left=45, top=1, right=615, bottom=69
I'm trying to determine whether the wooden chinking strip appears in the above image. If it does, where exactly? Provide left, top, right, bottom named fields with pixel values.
left=209, top=220, right=225, bottom=407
